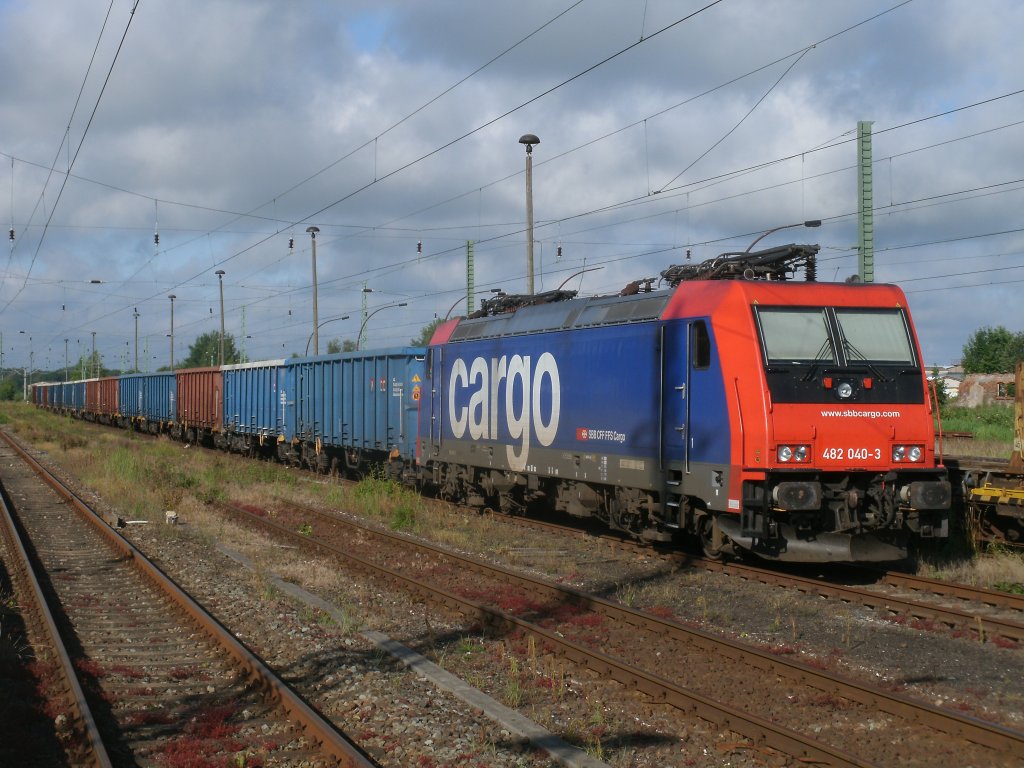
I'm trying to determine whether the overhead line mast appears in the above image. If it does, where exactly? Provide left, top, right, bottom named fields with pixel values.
left=858, top=120, right=875, bottom=282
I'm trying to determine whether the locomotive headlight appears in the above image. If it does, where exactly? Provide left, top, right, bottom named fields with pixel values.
left=837, top=381, right=854, bottom=399
left=892, top=444, right=924, bottom=463
left=777, top=444, right=810, bottom=463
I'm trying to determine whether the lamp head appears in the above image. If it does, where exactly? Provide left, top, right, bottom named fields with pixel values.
left=518, top=134, right=540, bottom=153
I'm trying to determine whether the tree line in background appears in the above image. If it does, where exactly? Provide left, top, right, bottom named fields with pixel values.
left=960, top=326, right=1024, bottom=374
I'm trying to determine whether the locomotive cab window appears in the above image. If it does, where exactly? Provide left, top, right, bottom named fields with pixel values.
left=756, top=308, right=834, bottom=364
left=691, top=320, right=711, bottom=369
left=834, top=309, right=915, bottom=365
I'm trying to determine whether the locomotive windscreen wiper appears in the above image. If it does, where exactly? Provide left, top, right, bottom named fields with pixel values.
left=801, top=339, right=835, bottom=381
left=842, top=340, right=891, bottom=382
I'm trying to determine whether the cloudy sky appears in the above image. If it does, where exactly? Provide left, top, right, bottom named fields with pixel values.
left=2, top=0, right=1022, bottom=374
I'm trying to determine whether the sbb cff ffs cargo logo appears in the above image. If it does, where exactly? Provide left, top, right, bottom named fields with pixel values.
left=448, top=352, right=561, bottom=471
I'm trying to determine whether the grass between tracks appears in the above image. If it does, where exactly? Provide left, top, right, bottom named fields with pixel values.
left=937, top=404, right=1015, bottom=451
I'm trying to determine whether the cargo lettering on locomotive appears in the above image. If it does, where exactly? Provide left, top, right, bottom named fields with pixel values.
left=448, top=352, right=561, bottom=471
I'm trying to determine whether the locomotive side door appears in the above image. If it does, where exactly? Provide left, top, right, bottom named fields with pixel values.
left=685, top=319, right=712, bottom=472
left=663, top=319, right=713, bottom=472
left=660, top=320, right=689, bottom=469
left=684, top=317, right=733, bottom=513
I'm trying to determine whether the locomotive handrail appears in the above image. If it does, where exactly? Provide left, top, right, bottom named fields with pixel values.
left=930, top=378, right=945, bottom=465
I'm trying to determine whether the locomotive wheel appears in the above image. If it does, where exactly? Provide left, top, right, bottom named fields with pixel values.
left=698, top=514, right=724, bottom=560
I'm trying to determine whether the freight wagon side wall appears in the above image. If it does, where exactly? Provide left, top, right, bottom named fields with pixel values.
left=97, top=377, right=119, bottom=417
left=345, top=349, right=423, bottom=454
left=285, top=357, right=338, bottom=445
left=71, top=380, right=89, bottom=412
left=85, top=379, right=100, bottom=413
left=284, top=348, right=424, bottom=456
left=223, top=360, right=285, bottom=436
left=176, top=367, right=222, bottom=431
left=60, top=382, right=74, bottom=410
left=120, top=372, right=177, bottom=422
left=152, top=373, right=177, bottom=423
left=120, top=375, right=144, bottom=418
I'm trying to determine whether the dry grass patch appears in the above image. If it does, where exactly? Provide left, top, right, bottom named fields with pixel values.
left=919, top=547, right=1024, bottom=591
left=938, top=437, right=1011, bottom=460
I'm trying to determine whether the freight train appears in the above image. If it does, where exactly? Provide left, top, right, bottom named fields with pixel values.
left=31, top=243, right=952, bottom=564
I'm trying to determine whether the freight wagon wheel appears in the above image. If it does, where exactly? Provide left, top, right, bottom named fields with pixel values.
left=698, top=514, right=724, bottom=560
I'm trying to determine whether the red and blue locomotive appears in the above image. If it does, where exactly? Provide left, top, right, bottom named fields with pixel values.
left=417, top=244, right=950, bottom=562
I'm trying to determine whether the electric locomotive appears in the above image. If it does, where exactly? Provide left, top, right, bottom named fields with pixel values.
left=417, top=244, right=950, bottom=563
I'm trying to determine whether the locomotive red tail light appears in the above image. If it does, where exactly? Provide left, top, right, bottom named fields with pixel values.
left=777, top=444, right=810, bottom=463
left=863, top=377, right=873, bottom=389
left=892, top=445, right=924, bottom=463
left=823, top=377, right=833, bottom=388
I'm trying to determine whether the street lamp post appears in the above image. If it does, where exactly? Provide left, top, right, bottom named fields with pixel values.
left=132, top=310, right=139, bottom=372
left=305, top=315, right=350, bottom=356
left=215, top=270, right=226, bottom=366
left=91, top=331, right=96, bottom=378
left=306, top=226, right=320, bottom=356
left=744, top=220, right=821, bottom=253
left=519, top=134, right=540, bottom=295
left=356, top=303, right=407, bottom=351
left=168, top=294, right=176, bottom=369
left=64, top=338, right=69, bottom=382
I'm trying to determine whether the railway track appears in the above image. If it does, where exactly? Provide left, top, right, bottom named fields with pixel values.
left=494, top=511, right=1024, bottom=647
left=217, top=496, right=1024, bottom=768
left=0, top=428, right=375, bottom=767
left=697, top=559, right=1024, bottom=645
